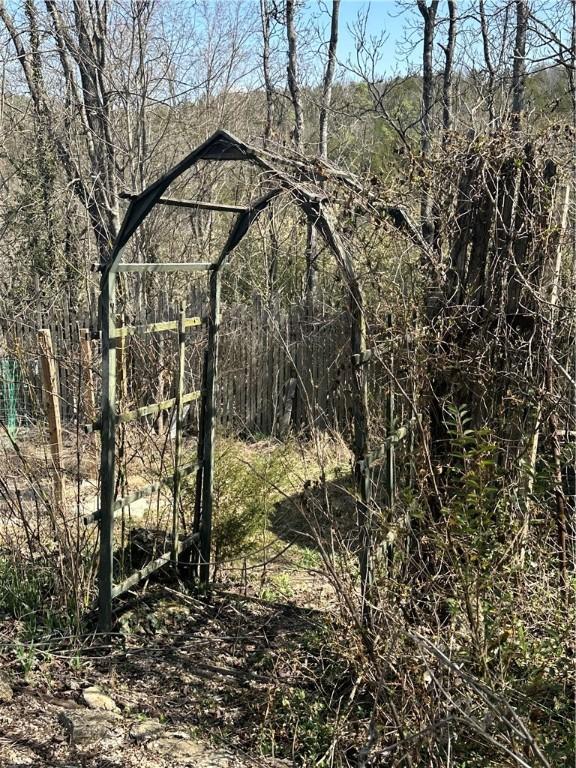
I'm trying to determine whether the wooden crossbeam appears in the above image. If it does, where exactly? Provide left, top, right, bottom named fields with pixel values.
left=120, top=191, right=248, bottom=214
left=116, top=262, right=213, bottom=273
left=119, top=390, right=201, bottom=423
left=111, top=532, right=200, bottom=599
left=110, top=316, right=202, bottom=339
left=83, top=462, right=199, bottom=525
left=84, top=390, right=201, bottom=433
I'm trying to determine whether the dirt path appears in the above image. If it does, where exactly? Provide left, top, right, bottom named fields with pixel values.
left=0, top=588, right=327, bottom=767
left=0, top=683, right=263, bottom=767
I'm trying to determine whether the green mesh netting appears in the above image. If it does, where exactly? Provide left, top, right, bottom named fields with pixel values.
left=0, top=358, right=20, bottom=437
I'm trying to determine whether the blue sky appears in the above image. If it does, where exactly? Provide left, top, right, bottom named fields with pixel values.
left=300, top=1, right=419, bottom=76
left=337, top=1, right=409, bottom=65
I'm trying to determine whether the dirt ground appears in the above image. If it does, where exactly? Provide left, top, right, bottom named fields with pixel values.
left=0, top=433, right=354, bottom=767
left=0, top=582, right=338, bottom=767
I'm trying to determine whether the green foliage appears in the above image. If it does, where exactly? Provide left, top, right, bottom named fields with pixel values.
left=11, top=138, right=61, bottom=279
left=292, top=546, right=322, bottom=570
left=259, top=686, right=333, bottom=764
left=413, top=405, right=573, bottom=764
left=526, top=66, right=574, bottom=120
left=443, top=405, right=510, bottom=569
left=0, top=557, right=66, bottom=636
left=203, top=439, right=297, bottom=574
left=260, top=571, right=294, bottom=601
left=15, top=641, right=37, bottom=680
left=0, top=557, right=51, bottom=620
left=256, top=623, right=349, bottom=765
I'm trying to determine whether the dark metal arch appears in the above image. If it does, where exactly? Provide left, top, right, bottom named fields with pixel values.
left=103, top=128, right=356, bottom=283
left=97, top=130, right=372, bottom=631
left=106, top=130, right=256, bottom=269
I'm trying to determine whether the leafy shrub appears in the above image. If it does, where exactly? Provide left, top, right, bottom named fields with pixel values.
left=259, top=686, right=333, bottom=764
left=255, top=623, right=350, bottom=765
left=202, top=438, right=297, bottom=577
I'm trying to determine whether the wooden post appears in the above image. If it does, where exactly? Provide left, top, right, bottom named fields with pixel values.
left=349, top=282, right=372, bottom=623
left=199, top=269, right=221, bottom=585
left=79, top=327, right=96, bottom=423
left=172, top=305, right=186, bottom=561
left=191, top=348, right=208, bottom=581
left=116, top=323, right=128, bottom=403
left=38, top=329, right=65, bottom=507
left=98, top=269, right=117, bottom=633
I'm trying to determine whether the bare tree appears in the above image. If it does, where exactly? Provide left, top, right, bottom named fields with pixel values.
left=260, top=0, right=275, bottom=148
left=417, top=0, right=439, bottom=243
left=286, top=0, right=304, bottom=152
left=23, top=0, right=58, bottom=274
left=511, top=0, right=528, bottom=130
left=441, top=0, right=457, bottom=135
left=0, top=0, right=120, bottom=266
left=319, top=0, right=340, bottom=159
left=417, top=1, right=439, bottom=157
left=479, top=0, right=497, bottom=126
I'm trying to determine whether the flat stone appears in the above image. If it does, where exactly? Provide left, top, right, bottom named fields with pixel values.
left=58, top=708, right=122, bottom=745
left=190, top=750, right=234, bottom=767
left=0, top=672, right=13, bottom=702
left=82, top=685, right=119, bottom=713
left=129, top=718, right=165, bottom=743
left=146, top=737, right=206, bottom=762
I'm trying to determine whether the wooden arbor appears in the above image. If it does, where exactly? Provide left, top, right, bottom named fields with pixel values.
left=93, top=130, right=371, bottom=631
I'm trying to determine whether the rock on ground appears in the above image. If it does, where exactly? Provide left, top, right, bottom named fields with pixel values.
left=0, top=672, right=13, bottom=702
left=81, top=685, right=120, bottom=712
left=146, top=736, right=235, bottom=765
left=58, top=708, right=123, bottom=746
left=129, top=718, right=165, bottom=743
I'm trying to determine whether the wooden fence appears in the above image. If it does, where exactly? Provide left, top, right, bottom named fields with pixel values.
left=0, top=291, right=389, bottom=437
left=0, top=298, right=97, bottom=427
left=217, top=301, right=353, bottom=435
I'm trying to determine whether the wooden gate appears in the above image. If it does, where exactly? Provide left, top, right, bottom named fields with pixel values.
left=85, top=261, right=219, bottom=631
left=86, top=128, right=373, bottom=629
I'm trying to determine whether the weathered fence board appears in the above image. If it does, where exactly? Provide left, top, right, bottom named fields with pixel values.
left=0, top=291, right=391, bottom=437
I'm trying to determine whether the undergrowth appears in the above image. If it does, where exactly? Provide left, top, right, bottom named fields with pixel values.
left=201, top=437, right=308, bottom=579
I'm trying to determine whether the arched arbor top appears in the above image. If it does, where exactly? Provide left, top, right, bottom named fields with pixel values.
left=104, top=128, right=356, bottom=285
left=96, top=129, right=376, bottom=632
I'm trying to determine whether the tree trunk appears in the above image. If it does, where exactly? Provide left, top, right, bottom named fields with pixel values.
left=319, top=0, right=340, bottom=159
left=442, top=1, right=457, bottom=136
left=479, top=0, right=496, bottom=127
left=417, top=0, right=439, bottom=245
left=260, top=0, right=275, bottom=148
left=0, top=0, right=120, bottom=267
left=286, top=0, right=304, bottom=152
left=511, top=0, right=528, bottom=131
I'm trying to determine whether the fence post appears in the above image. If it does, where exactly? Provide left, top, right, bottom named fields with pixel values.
left=79, top=327, right=96, bottom=423
left=199, top=268, right=221, bottom=585
left=98, top=270, right=117, bottom=633
left=117, top=321, right=128, bottom=403
left=38, top=329, right=65, bottom=507
left=172, top=305, right=186, bottom=561
left=191, top=348, right=208, bottom=581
